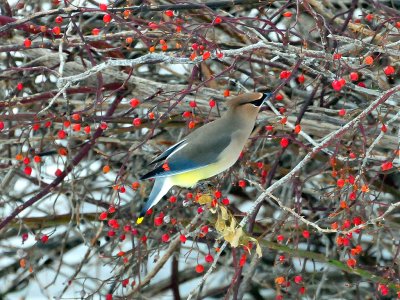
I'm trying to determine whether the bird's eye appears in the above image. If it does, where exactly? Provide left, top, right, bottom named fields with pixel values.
left=249, top=98, right=264, bottom=107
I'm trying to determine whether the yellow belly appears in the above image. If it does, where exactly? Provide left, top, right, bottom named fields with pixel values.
left=169, top=163, right=226, bottom=188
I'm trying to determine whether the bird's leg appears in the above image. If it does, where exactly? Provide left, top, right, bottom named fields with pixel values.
left=196, top=181, right=215, bottom=194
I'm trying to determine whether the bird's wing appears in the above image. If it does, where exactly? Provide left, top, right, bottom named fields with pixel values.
left=140, top=122, right=232, bottom=180
left=148, top=139, right=187, bottom=165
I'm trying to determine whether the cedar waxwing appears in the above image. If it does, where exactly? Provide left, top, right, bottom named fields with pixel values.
left=137, top=92, right=271, bottom=224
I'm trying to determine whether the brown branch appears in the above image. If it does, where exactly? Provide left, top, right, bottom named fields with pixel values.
left=0, top=91, right=126, bottom=232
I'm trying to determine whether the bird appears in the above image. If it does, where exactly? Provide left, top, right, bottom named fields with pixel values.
left=136, top=92, right=271, bottom=224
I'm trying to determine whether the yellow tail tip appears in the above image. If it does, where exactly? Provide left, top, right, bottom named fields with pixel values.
left=136, top=217, right=144, bottom=225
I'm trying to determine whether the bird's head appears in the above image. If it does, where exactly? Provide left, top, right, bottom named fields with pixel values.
left=226, top=92, right=272, bottom=117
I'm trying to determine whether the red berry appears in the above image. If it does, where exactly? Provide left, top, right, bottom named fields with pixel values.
left=221, top=198, right=230, bottom=205
left=275, top=94, right=283, bottom=101
left=383, top=65, right=395, bottom=76
left=333, top=53, right=342, bottom=60
left=279, top=70, right=291, bottom=79
left=154, top=216, right=163, bottom=226
left=22, top=233, right=29, bottom=242
left=52, top=26, right=61, bottom=35
left=0, top=121, right=4, bottom=131
left=55, top=16, right=63, bottom=23
left=33, top=155, right=41, bottom=163
left=209, top=99, right=216, bottom=108
left=84, top=125, right=91, bottom=134
left=71, top=113, right=80, bottom=121
left=24, top=166, right=32, bottom=176
left=365, top=14, right=373, bottom=22
left=205, top=254, right=214, bottom=263
left=238, top=180, right=246, bottom=188
left=214, top=16, right=222, bottom=24
left=133, top=118, right=142, bottom=126
left=239, top=253, right=247, bottom=266
left=162, top=233, right=170, bottom=243
left=130, top=98, right=140, bottom=107
left=332, top=79, right=343, bottom=91
left=347, top=258, right=356, bottom=268
left=182, top=111, right=191, bottom=118
left=57, top=130, right=66, bottom=139
left=148, top=22, right=158, bottom=30
left=195, top=264, right=204, bottom=273
left=180, top=234, right=187, bottom=243
left=100, top=122, right=108, bottom=130
left=381, top=124, right=387, bottom=133
left=106, top=294, right=113, bottom=300
left=24, top=38, right=32, bottom=48
left=302, top=230, right=310, bottom=239
left=55, top=169, right=62, bottom=176
left=191, top=43, right=199, bottom=50
left=41, top=235, right=49, bottom=243
left=280, top=137, right=289, bottom=148
left=17, top=82, right=23, bottom=91
left=99, top=212, right=108, bottom=220
left=294, top=124, right=301, bottom=134
left=103, top=14, right=112, bottom=23
left=265, top=125, right=274, bottom=131
left=165, top=10, right=174, bottom=17
left=99, top=3, right=107, bottom=11
left=297, top=74, right=305, bottom=84
left=357, top=82, right=366, bottom=88
left=381, top=161, right=393, bottom=171
left=277, top=235, right=284, bottom=242
left=294, top=275, right=303, bottom=284
left=338, top=108, right=346, bottom=116
left=364, top=55, right=374, bottom=65
left=92, top=28, right=100, bottom=35
left=378, top=284, right=389, bottom=296
left=72, top=124, right=81, bottom=131
left=169, top=196, right=177, bottom=203
left=337, top=178, right=345, bottom=188
left=189, top=100, right=197, bottom=108
left=188, top=121, right=196, bottom=129
left=202, top=51, right=210, bottom=60
left=349, top=72, right=359, bottom=81
left=282, top=11, right=292, bottom=17
left=108, top=205, right=116, bottom=213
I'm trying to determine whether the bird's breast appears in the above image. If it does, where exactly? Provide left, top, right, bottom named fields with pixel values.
left=169, top=162, right=226, bottom=187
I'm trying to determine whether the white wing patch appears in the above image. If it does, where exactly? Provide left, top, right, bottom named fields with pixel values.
left=167, top=142, right=188, bottom=158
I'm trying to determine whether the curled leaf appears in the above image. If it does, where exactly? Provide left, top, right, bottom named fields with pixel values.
left=198, top=194, right=213, bottom=205
left=231, top=227, right=244, bottom=247
left=215, top=212, right=226, bottom=232
left=220, top=205, right=229, bottom=220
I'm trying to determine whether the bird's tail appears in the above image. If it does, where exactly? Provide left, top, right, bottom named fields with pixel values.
left=136, top=177, right=172, bottom=224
